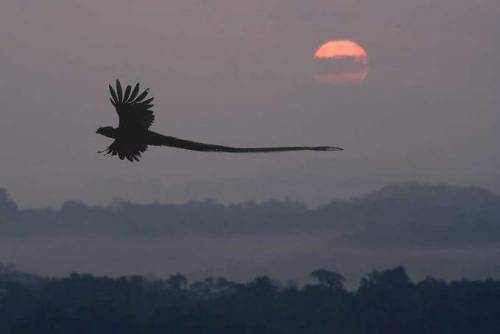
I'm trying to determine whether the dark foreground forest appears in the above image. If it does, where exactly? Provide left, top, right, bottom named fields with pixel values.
left=1, top=264, right=499, bottom=334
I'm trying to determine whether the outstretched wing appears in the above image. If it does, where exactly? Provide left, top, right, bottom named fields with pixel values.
left=109, top=80, right=155, bottom=131
left=100, top=140, right=148, bottom=162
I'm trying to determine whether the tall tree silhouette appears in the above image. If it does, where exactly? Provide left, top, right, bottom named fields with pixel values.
left=97, top=80, right=344, bottom=161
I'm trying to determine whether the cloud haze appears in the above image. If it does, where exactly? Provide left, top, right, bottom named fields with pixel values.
left=1, top=182, right=499, bottom=285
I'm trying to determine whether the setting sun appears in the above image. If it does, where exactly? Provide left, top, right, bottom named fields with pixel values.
left=314, top=40, right=369, bottom=85
left=314, top=40, right=368, bottom=65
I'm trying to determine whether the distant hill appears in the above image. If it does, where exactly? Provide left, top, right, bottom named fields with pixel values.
left=0, top=182, right=499, bottom=245
left=0, top=189, right=18, bottom=223
left=316, top=182, right=500, bottom=245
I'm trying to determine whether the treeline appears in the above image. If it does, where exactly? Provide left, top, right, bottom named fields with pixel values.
left=0, top=264, right=499, bottom=333
left=1, top=182, right=500, bottom=245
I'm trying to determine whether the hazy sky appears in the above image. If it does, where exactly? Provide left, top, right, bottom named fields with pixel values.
left=1, top=0, right=499, bottom=207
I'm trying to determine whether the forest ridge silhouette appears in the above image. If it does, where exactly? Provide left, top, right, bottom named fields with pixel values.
left=97, top=80, right=343, bottom=161
left=1, top=265, right=499, bottom=334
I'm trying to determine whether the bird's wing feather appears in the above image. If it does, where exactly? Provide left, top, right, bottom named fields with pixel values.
left=109, top=80, right=155, bottom=131
left=101, top=139, right=148, bottom=162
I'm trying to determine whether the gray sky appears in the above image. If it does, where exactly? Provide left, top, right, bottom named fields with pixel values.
left=1, top=0, right=499, bottom=207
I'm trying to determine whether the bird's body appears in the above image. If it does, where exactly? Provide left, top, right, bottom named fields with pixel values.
left=97, top=80, right=343, bottom=161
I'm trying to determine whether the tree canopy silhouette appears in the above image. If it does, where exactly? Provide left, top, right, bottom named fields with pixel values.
left=1, top=265, right=500, bottom=334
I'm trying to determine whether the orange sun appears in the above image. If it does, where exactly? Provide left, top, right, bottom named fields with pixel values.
left=314, top=40, right=369, bottom=85
left=314, top=40, right=368, bottom=64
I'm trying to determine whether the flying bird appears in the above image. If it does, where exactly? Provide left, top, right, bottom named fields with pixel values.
left=97, top=80, right=344, bottom=162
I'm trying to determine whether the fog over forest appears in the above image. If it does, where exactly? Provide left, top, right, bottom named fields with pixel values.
left=1, top=182, right=499, bottom=285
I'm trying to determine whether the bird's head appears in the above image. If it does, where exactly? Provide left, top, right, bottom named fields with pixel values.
left=96, top=126, right=117, bottom=139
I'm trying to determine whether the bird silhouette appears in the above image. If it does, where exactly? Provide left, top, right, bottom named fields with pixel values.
left=97, top=80, right=344, bottom=162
